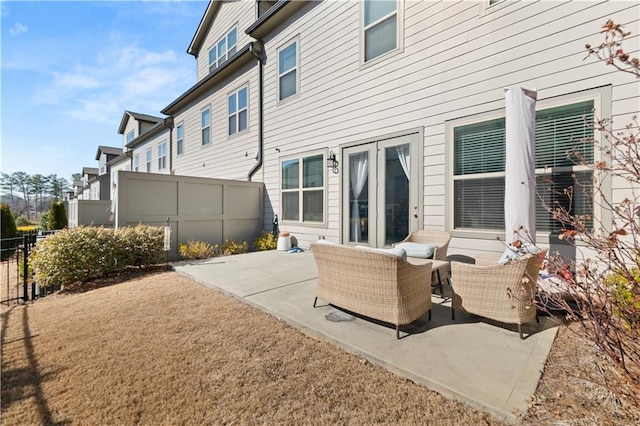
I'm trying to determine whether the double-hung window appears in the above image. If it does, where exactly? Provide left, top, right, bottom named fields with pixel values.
left=451, top=98, right=596, bottom=236
left=228, top=86, right=248, bottom=135
left=208, top=27, right=238, bottom=73
left=201, top=108, right=211, bottom=145
left=362, top=0, right=400, bottom=63
left=281, top=152, right=325, bottom=223
left=134, top=154, right=139, bottom=172
left=145, top=149, right=152, bottom=173
left=278, top=38, right=298, bottom=101
left=126, top=130, right=135, bottom=144
left=176, top=123, right=184, bottom=155
left=158, top=141, right=167, bottom=170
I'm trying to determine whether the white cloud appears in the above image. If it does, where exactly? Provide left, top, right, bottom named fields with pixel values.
left=9, top=22, right=27, bottom=36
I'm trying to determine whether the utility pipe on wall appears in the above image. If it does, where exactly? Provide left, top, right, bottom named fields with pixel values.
left=248, top=41, right=264, bottom=181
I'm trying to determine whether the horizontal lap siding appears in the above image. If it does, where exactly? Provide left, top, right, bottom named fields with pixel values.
left=196, top=1, right=255, bottom=81
left=130, top=131, right=171, bottom=176
left=172, top=62, right=259, bottom=181
left=258, top=0, right=638, bottom=249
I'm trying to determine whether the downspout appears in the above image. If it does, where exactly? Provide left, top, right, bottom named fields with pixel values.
left=248, top=41, right=264, bottom=181
left=164, top=117, right=175, bottom=173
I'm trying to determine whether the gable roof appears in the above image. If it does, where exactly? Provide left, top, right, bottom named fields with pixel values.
left=95, top=145, right=123, bottom=161
left=117, top=110, right=164, bottom=135
left=187, top=1, right=221, bottom=57
left=82, top=167, right=98, bottom=176
left=126, top=118, right=173, bottom=150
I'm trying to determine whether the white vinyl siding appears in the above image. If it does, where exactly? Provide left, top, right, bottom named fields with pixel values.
left=228, top=85, right=248, bottom=135
left=176, top=123, right=184, bottom=155
left=158, top=141, right=168, bottom=170
left=145, top=149, right=152, bottom=173
left=451, top=98, right=596, bottom=236
left=208, top=26, right=238, bottom=73
left=201, top=108, right=211, bottom=145
left=281, top=152, right=325, bottom=223
left=361, top=0, right=400, bottom=63
left=278, top=38, right=299, bottom=101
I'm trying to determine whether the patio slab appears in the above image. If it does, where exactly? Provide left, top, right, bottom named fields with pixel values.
left=174, top=250, right=558, bottom=424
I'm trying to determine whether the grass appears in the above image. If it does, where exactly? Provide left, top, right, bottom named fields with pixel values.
left=2, top=267, right=638, bottom=425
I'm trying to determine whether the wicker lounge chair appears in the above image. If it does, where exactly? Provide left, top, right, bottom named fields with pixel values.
left=450, top=252, right=544, bottom=339
left=311, top=242, right=432, bottom=339
left=393, top=229, right=451, bottom=295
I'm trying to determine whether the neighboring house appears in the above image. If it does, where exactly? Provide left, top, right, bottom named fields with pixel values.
left=94, top=1, right=638, bottom=260
left=94, top=146, right=123, bottom=201
left=76, top=167, right=98, bottom=200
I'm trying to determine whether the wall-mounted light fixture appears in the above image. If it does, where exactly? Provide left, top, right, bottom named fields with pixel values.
left=327, top=150, right=339, bottom=174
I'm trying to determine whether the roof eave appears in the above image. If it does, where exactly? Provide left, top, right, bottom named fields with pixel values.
left=162, top=43, right=255, bottom=116
left=188, top=1, right=221, bottom=57
left=246, top=0, right=310, bottom=39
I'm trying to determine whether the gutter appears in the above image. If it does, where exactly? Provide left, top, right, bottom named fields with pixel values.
left=163, top=117, right=175, bottom=172
left=248, top=41, right=264, bottom=182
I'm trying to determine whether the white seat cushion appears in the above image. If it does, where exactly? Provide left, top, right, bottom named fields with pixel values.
left=394, top=242, right=436, bottom=259
left=355, top=245, right=407, bottom=261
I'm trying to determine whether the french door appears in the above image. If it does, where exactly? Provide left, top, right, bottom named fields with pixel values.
left=342, top=133, right=421, bottom=248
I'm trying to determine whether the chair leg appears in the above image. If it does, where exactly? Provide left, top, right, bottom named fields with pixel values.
left=451, top=307, right=455, bottom=321
left=313, top=297, right=317, bottom=308
left=518, top=324, right=524, bottom=340
left=536, top=314, right=540, bottom=323
left=436, top=270, right=444, bottom=296
left=428, top=309, right=431, bottom=321
left=396, top=325, right=400, bottom=340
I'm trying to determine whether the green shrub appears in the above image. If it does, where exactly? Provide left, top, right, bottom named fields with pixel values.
left=220, top=238, right=248, bottom=256
left=18, top=259, right=34, bottom=279
left=39, top=211, right=50, bottom=231
left=179, top=240, right=217, bottom=260
left=48, top=202, right=67, bottom=230
left=253, top=231, right=277, bottom=251
left=30, top=224, right=164, bottom=288
left=15, top=216, right=35, bottom=227
left=1, top=203, right=18, bottom=260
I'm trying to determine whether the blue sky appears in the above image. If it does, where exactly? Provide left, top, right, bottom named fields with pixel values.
left=1, top=0, right=208, bottom=180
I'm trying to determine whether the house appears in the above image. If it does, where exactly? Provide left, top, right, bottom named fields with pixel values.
left=117, top=0, right=638, bottom=259
left=94, top=146, right=123, bottom=201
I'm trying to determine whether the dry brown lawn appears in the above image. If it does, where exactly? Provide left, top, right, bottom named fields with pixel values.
left=2, top=268, right=638, bottom=425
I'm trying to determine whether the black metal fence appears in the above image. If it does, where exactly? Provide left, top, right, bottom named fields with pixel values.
left=1, top=231, right=59, bottom=305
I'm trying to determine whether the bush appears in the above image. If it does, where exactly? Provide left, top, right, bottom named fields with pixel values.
left=39, top=211, right=50, bottom=231
left=179, top=240, right=217, bottom=260
left=253, top=231, right=277, bottom=251
left=220, top=238, right=248, bottom=256
left=1, top=203, right=18, bottom=260
left=48, top=202, right=67, bottom=230
left=30, top=224, right=164, bottom=288
left=15, top=216, right=35, bottom=227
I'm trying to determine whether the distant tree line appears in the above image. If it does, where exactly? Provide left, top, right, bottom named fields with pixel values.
left=0, top=172, right=75, bottom=221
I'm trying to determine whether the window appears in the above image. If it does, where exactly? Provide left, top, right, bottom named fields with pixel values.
left=451, top=99, right=596, bottom=235
left=201, top=108, right=211, bottom=145
left=278, top=38, right=298, bottom=101
left=228, top=86, right=248, bottom=135
left=208, top=27, right=238, bottom=73
left=362, top=0, right=399, bottom=63
left=281, top=153, right=325, bottom=223
left=158, top=141, right=167, bottom=170
left=146, top=149, right=152, bottom=172
left=126, top=130, right=135, bottom=144
left=176, top=123, right=184, bottom=155
left=134, top=154, right=139, bottom=172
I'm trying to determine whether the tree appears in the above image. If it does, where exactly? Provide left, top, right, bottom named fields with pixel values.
left=12, top=171, right=31, bottom=219
left=1, top=203, right=18, bottom=260
left=0, top=172, right=17, bottom=212
left=48, top=201, right=67, bottom=230
left=538, top=20, right=640, bottom=412
left=48, top=174, right=70, bottom=200
left=28, top=174, right=48, bottom=216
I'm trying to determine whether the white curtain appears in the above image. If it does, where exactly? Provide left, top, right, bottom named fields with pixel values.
left=396, top=144, right=410, bottom=180
left=505, top=86, right=537, bottom=245
left=350, top=152, right=368, bottom=242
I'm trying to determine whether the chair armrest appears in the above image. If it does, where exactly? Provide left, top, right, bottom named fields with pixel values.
left=474, top=253, right=501, bottom=266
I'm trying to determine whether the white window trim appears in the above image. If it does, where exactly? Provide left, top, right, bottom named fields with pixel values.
left=208, top=25, right=238, bottom=73
left=126, top=130, right=135, bottom=144
left=359, top=0, right=404, bottom=68
left=279, top=149, right=328, bottom=227
left=176, top=123, right=184, bottom=156
left=158, top=141, right=168, bottom=170
left=228, top=84, right=249, bottom=136
left=145, top=149, right=152, bottom=173
left=276, top=35, right=301, bottom=103
left=444, top=86, right=611, bottom=243
left=201, top=106, right=211, bottom=146
left=479, top=0, right=510, bottom=17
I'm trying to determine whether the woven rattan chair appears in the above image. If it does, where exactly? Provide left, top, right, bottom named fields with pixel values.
left=450, top=253, right=544, bottom=339
left=311, top=242, right=432, bottom=339
left=393, top=229, right=451, bottom=295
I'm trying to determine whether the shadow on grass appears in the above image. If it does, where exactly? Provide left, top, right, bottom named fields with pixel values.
left=1, top=306, right=70, bottom=425
left=60, top=265, right=168, bottom=295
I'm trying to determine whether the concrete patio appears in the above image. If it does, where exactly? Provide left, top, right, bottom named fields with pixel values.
left=173, top=249, right=558, bottom=424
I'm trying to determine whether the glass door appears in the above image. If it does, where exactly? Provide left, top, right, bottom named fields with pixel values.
left=342, top=133, right=421, bottom=247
